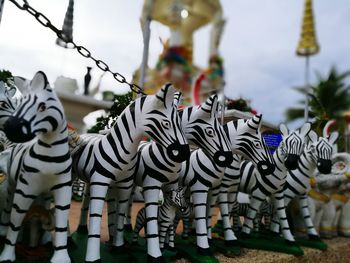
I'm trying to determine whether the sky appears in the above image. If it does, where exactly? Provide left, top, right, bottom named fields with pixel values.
left=0, top=0, right=349, bottom=128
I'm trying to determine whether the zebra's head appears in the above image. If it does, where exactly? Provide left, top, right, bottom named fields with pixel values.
left=169, top=187, right=188, bottom=213
left=140, top=83, right=190, bottom=163
left=279, top=122, right=311, bottom=170
left=307, top=130, right=338, bottom=174
left=179, top=95, right=233, bottom=167
left=0, top=81, right=17, bottom=129
left=225, top=114, right=275, bottom=176
left=4, top=71, right=65, bottom=143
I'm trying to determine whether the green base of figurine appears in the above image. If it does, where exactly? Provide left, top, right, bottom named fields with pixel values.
left=211, top=237, right=241, bottom=257
left=295, top=237, right=328, bottom=250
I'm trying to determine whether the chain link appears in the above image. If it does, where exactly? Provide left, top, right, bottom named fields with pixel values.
left=8, top=0, right=145, bottom=95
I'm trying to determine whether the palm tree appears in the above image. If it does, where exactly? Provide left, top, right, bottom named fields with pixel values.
left=286, top=67, right=350, bottom=149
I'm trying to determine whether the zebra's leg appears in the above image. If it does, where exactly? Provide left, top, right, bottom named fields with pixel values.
left=143, top=186, right=163, bottom=259
left=112, top=185, right=134, bottom=248
left=50, top=177, right=72, bottom=263
left=270, top=195, right=292, bottom=235
left=0, top=184, right=15, bottom=237
left=168, top=224, right=175, bottom=249
left=191, top=184, right=211, bottom=255
left=319, top=200, right=335, bottom=239
left=77, top=186, right=90, bottom=233
left=0, top=182, right=37, bottom=262
left=132, top=208, right=145, bottom=244
left=241, top=192, right=265, bottom=236
left=218, top=188, right=238, bottom=243
left=274, top=192, right=295, bottom=244
left=299, top=194, right=320, bottom=240
left=85, top=174, right=112, bottom=263
left=106, top=187, right=117, bottom=243
left=124, top=185, right=135, bottom=231
left=159, top=221, right=169, bottom=250
left=230, top=201, right=241, bottom=232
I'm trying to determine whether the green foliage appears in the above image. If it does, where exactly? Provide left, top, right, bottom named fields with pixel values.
left=0, top=69, right=14, bottom=85
left=226, top=98, right=252, bottom=112
left=87, top=92, right=132, bottom=133
left=285, top=67, right=350, bottom=150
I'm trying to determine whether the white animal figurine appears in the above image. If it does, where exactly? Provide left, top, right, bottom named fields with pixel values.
left=0, top=71, right=72, bottom=263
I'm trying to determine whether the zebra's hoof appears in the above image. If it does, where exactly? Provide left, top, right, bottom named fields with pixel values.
left=196, top=246, right=212, bottom=256
left=77, top=225, right=88, bottom=234
left=225, top=240, right=239, bottom=247
left=147, top=255, right=165, bottom=263
left=164, top=244, right=177, bottom=252
left=0, top=261, right=15, bottom=263
left=208, top=238, right=213, bottom=245
left=285, top=240, right=296, bottom=246
left=268, top=230, right=280, bottom=237
left=110, top=244, right=126, bottom=254
left=308, top=234, right=321, bottom=241
left=84, top=260, right=102, bottom=263
left=124, top=224, right=133, bottom=232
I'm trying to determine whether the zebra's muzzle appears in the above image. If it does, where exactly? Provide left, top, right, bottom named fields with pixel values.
left=285, top=154, right=299, bottom=170
left=4, top=116, right=35, bottom=143
left=213, top=151, right=233, bottom=167
left=257, top=160, right=275, bottom=176
left=166, top=143, right=190, bottom=163
left=317, top=159, right=332, bottom=174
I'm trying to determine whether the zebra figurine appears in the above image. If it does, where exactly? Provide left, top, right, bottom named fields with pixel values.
left=132, top=187, right=188, bottom=250
left=180, top=114, right=275, bottom=255
left=71, top=83, right=190, bottom=263
left=270, top=128, right=337, bottom=242
left=0, top=71, right=72, bottom=263
left=105, top=94, right=233, bottom=261
left=230, top=123, right=311, bottom=241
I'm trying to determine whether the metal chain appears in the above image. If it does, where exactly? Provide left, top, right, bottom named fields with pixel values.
left=8, top=0, right=145, bottom=95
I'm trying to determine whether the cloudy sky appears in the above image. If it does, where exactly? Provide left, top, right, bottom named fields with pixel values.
left=0, top=0, right=349, bottom=127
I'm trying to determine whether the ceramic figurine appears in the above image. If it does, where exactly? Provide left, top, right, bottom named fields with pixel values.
left=269, top=126, right=337, bottom=244
left=229, top=123, right=311, bottom=243
left=0, top=71, right=72, bottom=263
left=69, top=83, right=190, bottom=262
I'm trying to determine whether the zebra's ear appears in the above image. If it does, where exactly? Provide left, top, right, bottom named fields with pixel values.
left=29, top=71, right=49, bottom=92
left=155, top=83, right=176, bottom=109
left=308, top=130, right=318, bottom=143
left=299, top=122, right=311, bottom=137
left=6, top=86, right=17, bottom=98
left=14, top=76, right=30, bottom=94
left=247, top=114, right=263, bottom=131
left=279, top=123, right=289, bottom=137
left=173, top=91, right=182, bottom=109
left=328, top=131, right=339, bottom=145
left=199, top=94, right=218, bottom=119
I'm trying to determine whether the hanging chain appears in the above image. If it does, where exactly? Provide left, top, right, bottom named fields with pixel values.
left=8, top=0, right=145, bottom=95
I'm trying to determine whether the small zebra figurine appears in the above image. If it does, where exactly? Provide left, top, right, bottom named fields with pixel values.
left=180, top=114, right=275, bottom=255
left=0, top=71, right=72, bottom=263
left=105, top=94, right=232, bottom=261
left=71, top=83, right=190, bottom=263
left=270, top=127, right=337, bottom=243
left=231, top=123, right=311, bottom=241
left=132, top=187, right=188, bottom=250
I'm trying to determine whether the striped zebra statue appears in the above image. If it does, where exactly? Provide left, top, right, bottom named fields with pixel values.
left=230, top=123, right=311, bottom=242
left=71, top=83, right=190, bottom=263
left=269, top=128, right=337, bottom=242
left=180, top=114, right=275, bottom=255
left=132, top=187, right=188, bottom=250
left=0, top=71, right=72, bottom=263
left=105, top=94, right=232, bottom=261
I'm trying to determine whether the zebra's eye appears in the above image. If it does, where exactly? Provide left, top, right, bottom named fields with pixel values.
left=254, top=141, right=262, bottom=148
left=162, top=120, right=171, bottom=129
left=205, top=127, right=215, bottom=137
left=0, top=101, right=8, bottom=109
left=38, top=102, right=46, bottom=112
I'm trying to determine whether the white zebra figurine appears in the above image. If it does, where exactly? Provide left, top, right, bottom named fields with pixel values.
left=0, top=71, right=72, bottom=263
left=180, top=114, right=275, bottom=256
left=104, top=94, right=231, bottom=261
left=71, top=83, right=189, bottom=263
left=270, top=128, right=337, bottom=243
left=231, top=123, right=311, bottom=241
left=132, top=187, right=188, bottom=250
